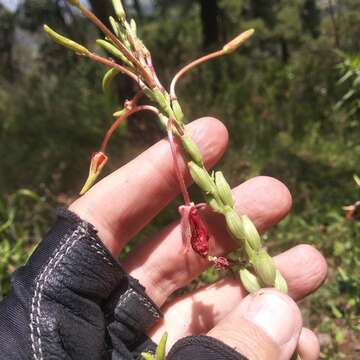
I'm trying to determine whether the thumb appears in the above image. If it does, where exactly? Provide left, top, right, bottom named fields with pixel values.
left=207, top=289, right=302, bottom=360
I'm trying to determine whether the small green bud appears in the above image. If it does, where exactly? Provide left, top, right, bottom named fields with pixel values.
left=239, top=269, right=261, bottom=293
left=253, top=249, right=276, bottom=286
left=182, top=135, right=203, bottom=166
left=215, top=171, right=234, bottom=207
left=205, top=194, right=224, bottom=213
left=188, top=162, right=216, bottom=194
left=43, top=25, right=89, bottom=55
left=274, top=270, right=288, bottom=293
left=155, top=332, right=168, bottom=360
left=102, top=68, right=120, bottom=94
left=241, top=214, right=261, bottom=251
left=113, top=109, right=126, bottom=118
left=354, top=174, right=360, bottom=187
left=172, top=99, right=184, bottom=123
left=96, top=39, right=131, bottom=65
left=112, top=0, right=126, bottom=21
left=224, top=207, right=244, bottom=241
left=130, top=19, right=137, bottom=36
left=109, top=16, right=121, bottom=37
left=223, top=29, right=255, bottom=54
left=141, top=353, right=155, bottom=360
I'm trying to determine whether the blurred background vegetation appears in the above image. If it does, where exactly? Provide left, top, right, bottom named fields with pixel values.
left=0, top=0, right=359, bottom=358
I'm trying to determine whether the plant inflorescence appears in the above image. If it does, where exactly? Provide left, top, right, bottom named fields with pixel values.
left=43, top=1, right=300, bottom=358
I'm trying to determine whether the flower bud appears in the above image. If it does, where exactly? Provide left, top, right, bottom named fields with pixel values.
left=239, top=269, right=262, bottom=293
left=274, top=270, right=288, bottom=293
left=96, top=39, right=131, bottom=65
left=140, top=353, right=155, bottom=360
left=156, top=332, right=168, bottom=360
left=113, top=109, right=126, bottom=118
left=215, top=171, right=234, bottom=207
left=224, top=207, right=244, bottom=241
left=130, top=19, right=137, bottom=36
left=172, top=99, right=185, bottom=123
left=112, top=0, right=126, bottom=21
left=205, top=194, right=224, bottom=214
left=43, top=25, right=89, bottom=55
left=102, top=68, right=120, bottom=94
left=109, top=16, right=121, bottom=37
left=182, top=135, right=203, bottom=166
left=188, top=162, right=215, bottom=194
left=80, top=152, right=108, bottom=195
left=252, top=249, right=276, bottom=286
left=241, top=214, right=261, bottom=251
left=223, top=29, right=255, bottom=54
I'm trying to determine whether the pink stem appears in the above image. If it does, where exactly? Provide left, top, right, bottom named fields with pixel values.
left=100, top=105, right=159, bottom=152
left=167, top=118, right=190, bottom=206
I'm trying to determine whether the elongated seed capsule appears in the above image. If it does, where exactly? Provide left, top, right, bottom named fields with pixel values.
left=153, top=88, right=172, bottom=113
left=188, top=162, right=216, bottom=194
left=96, top=39, right=132, bottom=66
left=253, top=249, right=276, bottom=286
left=156, top=332, right=168, bottom=360
left=171, top=99, right=185, bottom=123
left=140, top=353, right=155, bottom=360
left=112, top=0, right=126, bottom=21
left=224, top=207, right=244, bottom=241
left=102, top=68, right=121, bottom=94
left=239, top=269, right=262, bottom=293
left=223, top=29, right=255, bottom=54
left=215, top=171, right=234, bottom=207
left=241, top=214, right=261, bottom=251
left=43, top=25, right=89, bottom=55
left=274, top=270, right=288, bottom=293
left=182, top=135, right=203, bottom=166
left=109, top=16, right=121, bottom=37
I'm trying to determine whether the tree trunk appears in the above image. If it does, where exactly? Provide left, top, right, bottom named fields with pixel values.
left=199, top=0, right=220, bottom=49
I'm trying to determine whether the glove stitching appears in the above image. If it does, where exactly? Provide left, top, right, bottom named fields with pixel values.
left=30, top=225, right=87, bottom=360
left=118, top=288, right=161, bottom=320
left=90, top=243, right=114, bottom=267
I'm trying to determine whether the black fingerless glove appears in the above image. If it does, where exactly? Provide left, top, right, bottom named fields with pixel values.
left=0, top=208, right=247, bottom=360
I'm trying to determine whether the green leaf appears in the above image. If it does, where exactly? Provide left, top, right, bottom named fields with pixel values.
left=102, top=68, right=121, bottom=94
left=156, top=332, right=168, bottom=360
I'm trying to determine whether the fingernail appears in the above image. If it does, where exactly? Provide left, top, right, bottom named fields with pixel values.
left=240, top=290, right=300, bottom=347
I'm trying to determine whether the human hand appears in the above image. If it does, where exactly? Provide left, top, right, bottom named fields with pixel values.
left=69, top=117, right=327, bottom=360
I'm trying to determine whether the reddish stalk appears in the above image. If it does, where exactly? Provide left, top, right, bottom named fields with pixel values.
left=100, top=105, right=160, bottom=152
left=78, top=4, right=156, bottom=88
left=170, top=49, right=224, bottom=100
left=88, top=52, right=141, bottom=84
left=167, top=118, right=190, bottom=206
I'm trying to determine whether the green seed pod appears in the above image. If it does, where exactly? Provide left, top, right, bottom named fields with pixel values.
left=253, top=249, right=276, bottom=286
left=215, top=171, right=234, bottom=207
left=96, top=39, right=131, bottom=65
left=102, top=68, right=120, bottom=94
left=140, top=353, right=155, bottom=360
left=188, top=162, right=215, bottom=194
left=109, top=16, right=121, bottom=37
left=43, top=25, right=89, bottom=55
left=274, top=270, right=288, bottom=293
left=224, top=207, right=244, bottom=241
left=182, top=135, right=203, bottom=166
left=172, top=99, right=184, bottom=123
left=241, top=214, right=261, bottom=251
left=155, top=332, right=168, bottom=360
left=152, top=88, right=172, bottom=113
left=112, top=0, right=126, bottom=21
left=239, top=269, right=261, bottom=293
